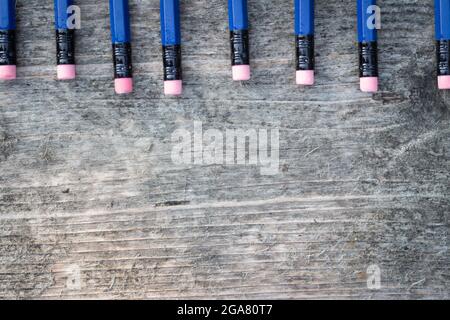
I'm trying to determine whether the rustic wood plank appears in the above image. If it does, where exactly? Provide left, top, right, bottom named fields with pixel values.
left=0, top=0, right=448, bottom=299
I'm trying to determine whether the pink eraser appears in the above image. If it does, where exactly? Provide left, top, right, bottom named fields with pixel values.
left=164, top=80, right=183, bottom=96
left=232, top=65, right=251, bottom=81
left=0, top=65, right=16, bottom=80
left=296, top=70, right=314, bottom=85
left=438, top=75, right=450, bottom=90
left=57, top=64, right=76, bottom=80
left=360, top=77, right=378, bottom=93
left=114, top=78, right=133, bottom=94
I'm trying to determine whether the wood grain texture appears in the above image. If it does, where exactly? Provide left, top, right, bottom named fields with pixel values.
left=0, top=0, right=448, bottom=299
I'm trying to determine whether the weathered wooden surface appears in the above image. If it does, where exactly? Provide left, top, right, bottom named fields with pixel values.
left=0, top=0, right=448, bottom=299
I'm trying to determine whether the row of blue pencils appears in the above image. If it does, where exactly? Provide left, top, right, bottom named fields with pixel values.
left=1, top=1, right=449, bottom=95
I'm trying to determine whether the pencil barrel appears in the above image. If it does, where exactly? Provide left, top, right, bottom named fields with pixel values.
left=112, top=42, right=133, bottom=78
left=230, top=30, right=249, bottom=66
left=0, top=30, right=16, bottom=65
left=359, top=41, right=378, bottom=77
left=162, top=44, right=182, bottom=81
left=296, top=34, right=314, bottom=71
left=56, top=29, right=75, bottom=65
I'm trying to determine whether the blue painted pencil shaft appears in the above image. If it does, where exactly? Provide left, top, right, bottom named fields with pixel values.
left=295, top=0, right=313, bottom=36
left=0, top=0, right=15, bottom=30
left=436, top=0, right=450, bottom=40
left=109, top=0, right=131, bottom=43
left=54, top=0, right=73, bottom=29
left=228, top=0, right=248, bottom=31
left=357, top=0, right=377, bottom=42
left=160, top=0, right=181, bottom=46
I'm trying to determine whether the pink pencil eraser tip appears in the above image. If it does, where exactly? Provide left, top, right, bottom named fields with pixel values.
left=115, top=78, right=133, bottom=94
left=296, top=70, right=314, bottom=85
left=0, top=65, right=16, bottom=80
left=164, top=80, right=183, bottom=96
left=438, top=75, right=450, bottom=90
left=232, top=65, right=251, bottom=81
left=57, top=64, right=76, bottom=80
left=360, top=77, right=378, bottom=92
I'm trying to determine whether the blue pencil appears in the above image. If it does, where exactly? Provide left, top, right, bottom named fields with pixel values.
left=435, top=0, right=450, bottom=89
left=357, top=0, right=378, bottom=92
left=109, top=0, right=133, bottom=94
left=295, top=0, right=314, bottom=85
left=228, top=0, right=250, bottom=81
left=0, top=0, right=16, bottom=80
left=160, top=0, right=182, bottom=95
left=54, top=0, right=76, bottom=80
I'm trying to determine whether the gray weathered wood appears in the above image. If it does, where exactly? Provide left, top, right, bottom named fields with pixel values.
left=0, top=0, right=448, bottom=299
